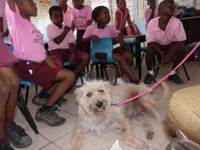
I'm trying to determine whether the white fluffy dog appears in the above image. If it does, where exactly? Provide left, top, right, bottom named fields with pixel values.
left=69, top=80, right=169, bottom=150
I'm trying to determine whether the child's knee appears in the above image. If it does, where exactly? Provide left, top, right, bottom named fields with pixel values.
left=65, top=70, right=76, bottom=81
left=0, top=84, right=9, bottom=102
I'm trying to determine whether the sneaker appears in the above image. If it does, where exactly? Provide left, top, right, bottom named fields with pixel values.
left=168, top=74, right=184, bottom=84
left=0, top=143, right=14, bottom=150
left=6, top=123, right=32, bottom=148
left=32, top=94, right=48, bottom=106
left=35, top=106, right=66, bottom=126
left=143, top=73, right=154, bottom=84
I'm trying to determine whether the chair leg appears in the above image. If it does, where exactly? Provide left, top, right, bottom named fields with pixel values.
left=35, top=85, right=38, bottom=93
left=113, top=64, right=119, bottom=85
left=17, top=93, right=39, bottom=134
left=100, top=64, right=105, bottom=79
left=89, top=63, right=95, bottom=79
left=182, top=64, right=190, bottom=81
left=103, top=64, right=109, bottom=80
left=25, top=86, right=29, bottom=105
left=153, top=67, right=160, bottom=81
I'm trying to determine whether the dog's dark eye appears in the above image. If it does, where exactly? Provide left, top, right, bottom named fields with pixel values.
left=86, top=92, right=93, bottom=97
left=98, top=89, right=104, bottom=93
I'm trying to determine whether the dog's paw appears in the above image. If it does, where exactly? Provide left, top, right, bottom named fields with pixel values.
left=124, top=137, right=144, bottom=149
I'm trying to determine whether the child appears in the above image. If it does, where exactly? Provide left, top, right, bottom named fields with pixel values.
left=5, top=0, right=75, bottom=126
left=143, top=1, right=186, bottom=84
left=47, top=6, right=89, bottom=75
left=0, top=2, right=32, bottom=149
left=115, top=0, right=140, bottom=35
left=58, top=0, right=73, bottom=29
left=145, top=0, right=157, bottom=26
left=71, top=0, right=92, bottom=53
left=83, top=6, right=139, bottom=84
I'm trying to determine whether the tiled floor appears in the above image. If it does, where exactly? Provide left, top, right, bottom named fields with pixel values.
left=14, top=61, right=200, bottom=150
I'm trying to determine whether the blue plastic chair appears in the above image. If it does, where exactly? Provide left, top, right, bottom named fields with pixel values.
left=89, top=38, right=119, bottom=85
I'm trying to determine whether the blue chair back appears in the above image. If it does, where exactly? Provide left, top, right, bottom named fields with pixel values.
left=91, top=38, right=115, bottom=64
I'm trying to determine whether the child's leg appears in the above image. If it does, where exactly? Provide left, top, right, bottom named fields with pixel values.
left=0, top=67, right=19, bottom=128
left=74, top=51, right=90, bottom=75
left=114, top=52, right=139, bottom=84
left=45, top=69, right=75, bottom=106
left=145, top=44, right=157, bottom=71
left=0, top=78, right=9, bottom=143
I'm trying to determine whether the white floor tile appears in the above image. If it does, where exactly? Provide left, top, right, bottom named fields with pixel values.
left=40, top=143, right=61, bottom=150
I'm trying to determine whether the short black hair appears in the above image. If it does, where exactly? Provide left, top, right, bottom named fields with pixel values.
left=49, top=6, right=62, bottom=18
left=92, top=6, right=109, bottom=22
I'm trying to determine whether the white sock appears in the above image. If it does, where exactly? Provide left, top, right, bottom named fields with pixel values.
left=148, top=70, right=154, bottom=75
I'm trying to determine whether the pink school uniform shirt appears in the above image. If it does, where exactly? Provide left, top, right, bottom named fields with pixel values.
left=63, top=6, right=73, bottom=27
left=83, top=23, right=120, bottom=39
left=146, top=16, right=186, bottom=45
left=0, top=0, right=7, bottom=33
left=145, top=8, right=158, bottom=27
left=71, top=5, right=92, bottom=30
left=4, top=2, right=46, bottom=63
left=47, top=23, right=75, bottom=51
left=114, top=8, right=129, bottom=31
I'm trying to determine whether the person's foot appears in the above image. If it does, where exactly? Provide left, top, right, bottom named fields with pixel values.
left=168, top=74, right=184, bottom=84
left=143, top=73, right=154, bottom=84
left=35, top=106, right=66, bottom=126
left=6, top=123, right=32, bottom=148
left=0, top=143, right=14, bottom=150
left=32, top=94, right=67, bottom=106
left=32, top=94, right=48, bottom=106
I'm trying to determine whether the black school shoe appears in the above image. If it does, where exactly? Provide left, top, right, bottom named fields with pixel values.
left=168, top=74, right=184, bottom=84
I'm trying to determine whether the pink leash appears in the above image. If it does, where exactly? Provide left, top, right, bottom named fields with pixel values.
left=115, top=41, right=200, bottom=106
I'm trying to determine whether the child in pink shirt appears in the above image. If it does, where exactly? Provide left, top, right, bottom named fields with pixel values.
left=83, top=6, right=139, bottom=84
left=0, top=1, right=32, bottom=149
left=143, top=1, right=186, bottom=85
left=5, top=0, right=75, bottom=127
left=71, top=0, right=92, bottom=54
left=145, top=0, right=158, bottom=27
left=47, top=6, right=89, bottom=75
left=115, top=0, right=140, bottom=35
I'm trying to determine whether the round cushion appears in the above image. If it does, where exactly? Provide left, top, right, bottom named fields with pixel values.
left=169, top=85, right=200, bottom=144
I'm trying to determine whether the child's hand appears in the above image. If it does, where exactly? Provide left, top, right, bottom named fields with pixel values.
left=87, top=20, right=93, bottom=26
left=90, top=35, right=99, bottom=41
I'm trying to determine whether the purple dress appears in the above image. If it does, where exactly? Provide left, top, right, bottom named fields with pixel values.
left=0, top=36, right=17, bottom=67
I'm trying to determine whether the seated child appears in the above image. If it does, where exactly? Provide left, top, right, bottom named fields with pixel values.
left=143, top=1, right=186, bottom=85
left=115, top=0, right=140, bottom=35
left=0, top=3, right=32, bottom=148
left=145, top=0, right=158, bottom=27
left=47, top=6, right=89, bottom=76
left=5, top=0, right=75, bottom=126
left=83, top=6, right=139, bottom=84
left=71, top=0, right=92, bottom=54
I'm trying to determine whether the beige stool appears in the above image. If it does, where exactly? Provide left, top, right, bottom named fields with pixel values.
left=169, top=85, right=200, bottom=146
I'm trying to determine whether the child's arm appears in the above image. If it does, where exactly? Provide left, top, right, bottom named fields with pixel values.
left=53, top=26, right=71, bottom=44
left=82, top=35, right=99, bottom=43
left=127, top=13, right=140, bottom=35
left=0, top=17, right=3, bottom=34
left=115, top=11, right=121, bottom=31
left=6, top=0, right=37, bottom=17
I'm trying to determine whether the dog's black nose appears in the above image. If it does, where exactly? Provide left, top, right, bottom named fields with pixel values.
left=96, top=101, right=103, bottom=108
